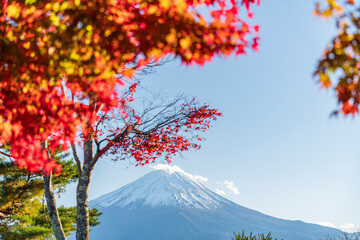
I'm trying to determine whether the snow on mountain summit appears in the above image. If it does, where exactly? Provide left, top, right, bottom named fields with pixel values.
left=151, top=164, right=209, bottom=183
left=90, top=165, right=229, bottom=209
left=85, top=165, right=341, bottom=240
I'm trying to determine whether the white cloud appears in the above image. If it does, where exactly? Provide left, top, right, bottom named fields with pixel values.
left=316, top=221, right=337, bottom=229
left=224, top=180, right=240, bottom=195
left=151, top=164, right=208, bottom=183
left=340, top=223, right=356, bottom=232
left=340, top=223, right=355, bottom=229
left=215, top=188, right=226, bottom=196
left=192, top=175, right=209, bottom=183
left=215, top=180, right=241, bottom=195
left=314, top=222, right=357, bottom=233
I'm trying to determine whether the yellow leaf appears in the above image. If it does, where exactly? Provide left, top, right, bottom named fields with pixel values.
left=329, top=0, right=342, bottom=11
left=100, top=68, right=115, bottom=79
left=86, top=25, right=93, bottom=32
left=60, top=2, right=69, bottom=10
left=6, top=5, right=21, bottom=19
left=159, top=0, right=171, bottom=9
left=179, top=36, right=192, bottom=50
left=75, top=0, right=81, bottom=7
left=45, top=3, right=52, bottom=10
left=104, top=29, right=112, bottom=37
left=148, top=48, right=163, bottom=59
left=82, top=48, right=93, bottom=61
left=6, top=31, right=15, bottom=42
left=25, top=6, right=36, bottom=15
left=166, top=29, right=177, bottom=44
left=70, top=51, right=80, bottom=60
left=321, top=9, right=332, bottom=18
left=147, top=5, right=158, bottom=15
left=52, top=2, right=60, bottom=12
left=50, top=14, right=60, bottom=26
left=184, top=51, right=192, bottom=60
left=23, top=42, right=30, bottom=49
left=175, top=0, right=187, bottom=12
left=319, top=73, right=331, bottom=89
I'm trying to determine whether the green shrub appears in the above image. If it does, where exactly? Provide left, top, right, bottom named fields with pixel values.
left=233, top=231, right=280, bottom=240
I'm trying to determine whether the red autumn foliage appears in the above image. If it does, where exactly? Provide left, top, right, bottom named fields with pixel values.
left=92, top=83, right=222, bottom=166
left=0, top=0, right=259, bottom=173
left=314, top=0, right=360, bottom=116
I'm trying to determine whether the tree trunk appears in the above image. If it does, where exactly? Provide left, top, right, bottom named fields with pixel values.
left=42, top=140, right=66, bottom=240
left=43, top=194, right=47, bottom=222
left=43, top=173, right=67, bottom=240
left=76, top=138, right=93, bottom=240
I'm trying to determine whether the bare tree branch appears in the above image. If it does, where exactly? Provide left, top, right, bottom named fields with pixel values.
left=71, top=144, right=82, bottom=176
left=90, top=91, right=198, bottom=165
left=0, top=150, right=11, bottom=158
left=90, top=126, right=133, bottom=168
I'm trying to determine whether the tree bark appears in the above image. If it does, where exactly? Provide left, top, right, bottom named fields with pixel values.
left=43, top=173, right=67, bottom=240
left=76, top=138, right=93, bottom=240
left=43, top=194, right=47, bottom=222
left=42, top=140, right=66, bottom=240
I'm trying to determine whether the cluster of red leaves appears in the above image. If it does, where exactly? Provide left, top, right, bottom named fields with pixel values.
left=105, top=101, right=222, bottom=166
left=0, top=0, right=259, bottom=173
left=314, top=0, right=360, bottom=116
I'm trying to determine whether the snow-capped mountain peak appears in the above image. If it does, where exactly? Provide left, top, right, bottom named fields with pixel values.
left=84, top=166, right=341, bottom=240
left=90, top=168, right=228, bottom=209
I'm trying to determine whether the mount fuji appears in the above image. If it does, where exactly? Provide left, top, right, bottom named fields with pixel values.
left=84, top=167, right=340, bottom=240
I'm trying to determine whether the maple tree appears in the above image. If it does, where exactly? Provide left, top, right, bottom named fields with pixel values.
left=69, top=82, right=222, bottom=239
left=314, top=0, right=360, bottom=116
left=0, top=0, right=260, bottom=174
left=1, top=0, right=260, bottom=239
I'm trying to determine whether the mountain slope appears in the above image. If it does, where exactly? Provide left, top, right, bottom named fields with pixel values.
left=91, top=169, right=229, bottom=209
left=86, top=168, right=340, bottom=240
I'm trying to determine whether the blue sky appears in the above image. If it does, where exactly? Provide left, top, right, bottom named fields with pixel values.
left=58, top=0, right=360, bottom=232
